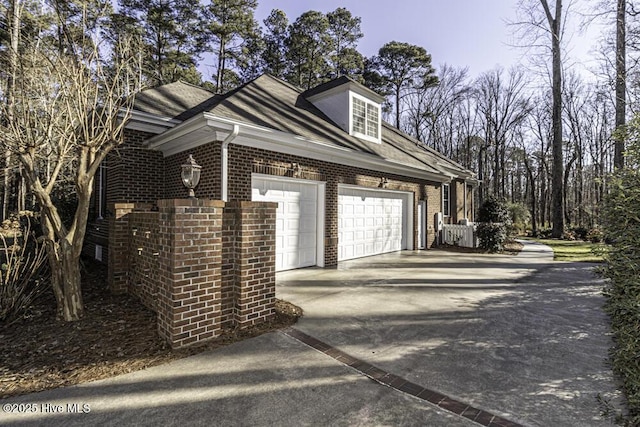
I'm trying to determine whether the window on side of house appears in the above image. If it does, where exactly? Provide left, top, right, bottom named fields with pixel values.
left=351, top=96, right=380, bottom=142
left=442, top=183, right=450, bottom=217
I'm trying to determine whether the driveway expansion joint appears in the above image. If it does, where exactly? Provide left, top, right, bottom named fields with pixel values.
left=282, top=327, right=524, bottom=427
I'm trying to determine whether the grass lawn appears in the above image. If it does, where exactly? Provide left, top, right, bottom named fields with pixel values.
left=524, top=238, right=607, bottom=262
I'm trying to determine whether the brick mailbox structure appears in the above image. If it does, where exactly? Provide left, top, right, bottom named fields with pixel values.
left=108, top=198, right=277, bottom=348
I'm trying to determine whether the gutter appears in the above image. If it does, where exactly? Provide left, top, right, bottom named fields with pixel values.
left=145, top=113, right=455, bottom=184
left=221, top=124, right=240, bottom=201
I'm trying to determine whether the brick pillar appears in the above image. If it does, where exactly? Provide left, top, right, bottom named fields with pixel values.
left=220, top=208, right=238, bottom=329
left=156, top=199, right=225, bottom=348
left=230, top=201, right=277, bottom=328
left=108, top=203, right=136, bottom=294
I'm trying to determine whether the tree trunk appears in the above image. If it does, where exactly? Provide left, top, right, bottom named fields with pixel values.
left=216, top=35, right=226, bottom=93
left=395, top=84, right=401, bottom=129
left=3, top=0, right=22, bottom=221
left=542, top=0, right=565, bottom=238
left=523, top=149, right=537, bottom=233
left=614, top=0, right=626, bottom=169
left=563, top=151, right=577, bottom=227
left=40, top=211, right=84, bottom=321
left=478, top=145, right=486, bottom=207
left=49, top=240, right=84, bottom=321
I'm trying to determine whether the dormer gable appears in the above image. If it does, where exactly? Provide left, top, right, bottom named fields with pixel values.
left=303, top=76, right=385, bottom=144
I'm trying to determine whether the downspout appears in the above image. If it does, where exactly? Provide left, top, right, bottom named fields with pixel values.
left=221, top=125, right=240, bottom=202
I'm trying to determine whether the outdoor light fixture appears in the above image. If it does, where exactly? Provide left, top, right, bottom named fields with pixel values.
left=181, top=154, right=202, bottom=198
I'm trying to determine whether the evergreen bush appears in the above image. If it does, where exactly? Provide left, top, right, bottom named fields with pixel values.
left=600, top=127, right=640, bottom=424
left=477, top=196, right=511, bottom=252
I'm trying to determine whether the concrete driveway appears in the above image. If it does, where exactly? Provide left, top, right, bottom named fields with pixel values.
left=277, top=241, right=621, bottom=426
left=1, top=241, right=621, bottom=426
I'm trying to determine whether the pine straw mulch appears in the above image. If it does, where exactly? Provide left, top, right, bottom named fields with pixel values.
left=0, top=261, right=302, bottom=399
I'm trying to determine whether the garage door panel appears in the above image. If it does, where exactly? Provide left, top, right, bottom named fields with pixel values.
left=338, top=186, right=408, bottom=261
left=252, top=177, right=318, bottom=271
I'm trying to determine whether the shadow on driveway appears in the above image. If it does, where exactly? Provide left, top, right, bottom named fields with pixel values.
left=277, top=245, right=622, bottom=426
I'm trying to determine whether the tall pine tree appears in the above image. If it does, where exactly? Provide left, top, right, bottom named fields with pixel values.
left=204, top=0, right=260, bottom=93
left=117, top=0, right=206, bottom=86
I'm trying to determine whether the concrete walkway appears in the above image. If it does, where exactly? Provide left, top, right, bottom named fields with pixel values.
left=1, top=241, right=622, bottom=426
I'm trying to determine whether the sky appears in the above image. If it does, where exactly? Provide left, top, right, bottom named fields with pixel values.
left=253, top=0, right=603, bottom=79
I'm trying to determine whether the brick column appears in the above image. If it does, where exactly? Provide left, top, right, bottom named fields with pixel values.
left=230, top=201, right=277, bottom=328
left=156, top=199, right=225, bottom=348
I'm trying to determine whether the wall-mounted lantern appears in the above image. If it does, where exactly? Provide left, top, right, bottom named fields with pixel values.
left=181, top=154, right=202, bottom=198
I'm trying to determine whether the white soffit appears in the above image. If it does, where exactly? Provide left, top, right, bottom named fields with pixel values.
left=144, top=113, right=451, bottom=182
left=124, top=109, right=181, bottom=134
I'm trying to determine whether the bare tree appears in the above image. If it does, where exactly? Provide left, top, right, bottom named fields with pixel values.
left=474, top=67, right=531, bottom=198
left=0, top=3, right=138, bottom=321
left=512, top=0, right=568, bottom=237
left=2, top=0, right=23, bottom=221
left=403, top=64, right=471, bottom=154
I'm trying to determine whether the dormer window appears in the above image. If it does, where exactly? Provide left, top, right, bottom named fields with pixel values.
left=303, top=76, right=384, bottom=144
left=351, top=95, right=380, bottom=143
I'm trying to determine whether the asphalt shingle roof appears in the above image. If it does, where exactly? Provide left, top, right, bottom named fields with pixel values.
left=136, top=75, right=474, bottom=179
left=133, top=81, right=219, bottom=120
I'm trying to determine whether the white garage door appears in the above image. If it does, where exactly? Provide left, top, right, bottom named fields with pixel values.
left=338, top=186, right=410, bottom=261
left=252, top=176, right=319, bottom=271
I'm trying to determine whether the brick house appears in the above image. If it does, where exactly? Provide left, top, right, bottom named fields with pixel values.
left=86, top=74, right=477, bottom=347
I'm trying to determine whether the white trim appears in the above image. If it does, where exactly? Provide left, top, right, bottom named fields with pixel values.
left=124, top=109, right=180, bottom=134
left=350, top=93, right=381, bottom=144
left=221, top=125, right=240, bottom=201
left=144, top=113, right=449, bottom=183
left=442, top=183, right=451, bottom=218
left=418, top=200, right=427, bottom=249
left=306, top=80, right=386, bottom=105
left=251, top=173, right=325, bottom=269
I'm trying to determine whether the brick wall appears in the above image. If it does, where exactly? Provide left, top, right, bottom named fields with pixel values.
left=108, top=199, right=276, bottom=349
left=107, top=129, right=164, bottom=207
left=154, top=199, right=224, bottom=348
left=164, top=143, right=221, bottom=200
left=96, top=133, right=460, bottom=268
left=161, top=142, right=445, bottom=263
left=224, top=202, right=276, bottom=328
left=426, top=185, right=441, bottom=247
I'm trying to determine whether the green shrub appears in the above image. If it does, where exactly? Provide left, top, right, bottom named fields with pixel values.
left=477, top=222, right=507, bottom=252
left=478, top=195, right=511, bottom=223
left=601, top=166, right=640, bottom=425
left=477, top=196, right=510, bottom=252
